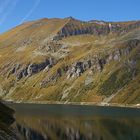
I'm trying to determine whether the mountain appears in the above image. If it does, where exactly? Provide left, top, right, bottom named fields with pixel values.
left=0, top=17, right=140, bottom=105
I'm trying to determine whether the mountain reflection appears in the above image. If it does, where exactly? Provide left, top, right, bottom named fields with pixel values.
left=15, top=115, right=140, bottom=140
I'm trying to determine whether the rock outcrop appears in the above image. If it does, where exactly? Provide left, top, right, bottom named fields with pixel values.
left=8, top=58, right=55, bottom=80
left=66, top=39, right=140, bottom=79
left=54, top=18, right=140, bottom=40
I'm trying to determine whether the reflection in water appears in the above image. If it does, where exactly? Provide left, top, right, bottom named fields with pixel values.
left=10, top=104, right=140, bottom=140
left=16, top=116, right=140, bottom=140
left=17, top=117, right=140, bottom=140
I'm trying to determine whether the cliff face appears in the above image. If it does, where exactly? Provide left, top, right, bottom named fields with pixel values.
left=0, top=102, right=17, bottom=140
left=55, top=18, right=140, bottom=39
left=0, top=17, right=140, bottom=105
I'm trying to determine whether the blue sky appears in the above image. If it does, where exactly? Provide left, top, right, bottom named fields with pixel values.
left=0, top=0, right=140, bottom=33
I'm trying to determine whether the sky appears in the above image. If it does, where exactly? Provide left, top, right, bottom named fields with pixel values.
left=0, top=0, right=140, bottom=33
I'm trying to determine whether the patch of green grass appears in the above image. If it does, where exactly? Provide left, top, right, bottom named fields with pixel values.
left=99, top=66, right=135, bottom=96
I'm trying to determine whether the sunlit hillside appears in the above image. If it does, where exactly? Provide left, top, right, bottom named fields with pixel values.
left=0, top=17, right=140, bottom=105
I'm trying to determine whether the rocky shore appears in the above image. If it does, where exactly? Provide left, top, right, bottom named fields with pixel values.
left=0, top=102, right=18, bottom=140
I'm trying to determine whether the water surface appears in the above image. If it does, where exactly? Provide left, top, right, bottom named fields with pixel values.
left=8, top=103, right=140, bottom=140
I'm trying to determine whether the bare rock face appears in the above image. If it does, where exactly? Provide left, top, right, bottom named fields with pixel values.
left=66, top=39, right=140, bottom=79
left=66, top=57, right=106, bottom=79
left=53, top=18, right=140, bottom=40
left=8, top=58, right=55, bottom=80
left=27, top=59, right=51, bottom=76
left=16, top=67, right=28, bottom=80
left=27, top=59, right=53, bottom=77
left=8, top=64, right=20, bottom=75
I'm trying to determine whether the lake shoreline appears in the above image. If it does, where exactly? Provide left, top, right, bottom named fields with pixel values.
left=3, top=100, right=140, bottom=109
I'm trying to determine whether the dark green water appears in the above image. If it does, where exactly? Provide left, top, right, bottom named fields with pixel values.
left=8, top=103, right=140, bottom=140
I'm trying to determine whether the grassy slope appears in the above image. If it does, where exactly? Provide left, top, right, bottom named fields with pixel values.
left=0, top=18, right=140, bottom=104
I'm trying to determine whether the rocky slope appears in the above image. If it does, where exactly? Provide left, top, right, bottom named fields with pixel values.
left=0, top=17, right=140, bottom=105
left=0, top=102, right=17, bottom=140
